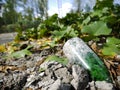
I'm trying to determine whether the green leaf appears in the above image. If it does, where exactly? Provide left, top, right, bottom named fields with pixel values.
left=67, top=28, right=78, bottom=37
left=81, top=21, right=112, bottom=36
left=52, top=30, right=66, bottom=39
left=102, top=45, right=119, bottom=56
left=52, top=25, right=78, bottom=41
left=94, top=0, right=113, bottom=10
left=82, top=16, right=91, bottom=25
left=100, top=15, right=117, bottom=24
left=106, top=37, right=120, bottom=45
left=10, top=46, right=32, bottom=59
left=102, top=37, right=120, bottom=56
left=90, top=10, right=103, bottom=17
left=45, top=55, right=68, bottom=65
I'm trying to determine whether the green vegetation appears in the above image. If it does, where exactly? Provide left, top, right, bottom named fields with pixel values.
left=1, top=0, right=120, bottom=83
left=45, top=55, right=68, bottom=65
left=102, top=37, right=120, bottom=56
left=9, top=45, right=32, bottom=59
left=0, top=0, right=47, bottom=33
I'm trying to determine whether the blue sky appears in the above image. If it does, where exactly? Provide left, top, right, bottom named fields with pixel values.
left=48, top=0, right=120, bottom=17
left=48, top=0, right=96, bottom=17
left=114, top=0, right=120, bottom=4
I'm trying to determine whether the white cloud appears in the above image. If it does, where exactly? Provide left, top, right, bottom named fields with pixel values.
left=48, top=2, right=72, bottom=18
left=48, top=7, right=58, bottom=16
left=61, top=2, right=72, bottom=17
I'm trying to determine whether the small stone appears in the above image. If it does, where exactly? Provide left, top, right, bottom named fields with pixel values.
left=51, top=63, right=63, bottom=71
left=89, top=81, right=96, bottom=90
left=89, top=81, right=95, bottom=87
left=88, top=40, right=94, bottom=46
left=40, top=61, right=58, bottom=70
left=54, top=67, right=72, bottom=83
left=0, top=73, right=5, bottom=79
left=60, top=84, right=72, bottom=90
left=26, top=61, right=35, bottom=68
left=71, top=79, right=78, bottom=90
left=40, top=61, right=49, bottom=69
left=39, top=72, right=45, bottom=77
left=90, top=87, right=96, bottom=90
left=38, top=79, right=54, bottom=89
left=71, top=65, right=89, bottom=90
left=48, top=79, right=61, bottom=90
left=25, top=74, right=36, bottom=87
left=117, top=76, right=120, bottom=89
left=115, top=55, right=120, bottom=61
left=95, top=81, right=114, bottom=90
left=97, top=43, right=103, bottom=48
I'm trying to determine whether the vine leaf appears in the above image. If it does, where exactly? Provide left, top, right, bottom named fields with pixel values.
left=106, top=37, right=120, bottom=45
left=45, top=55, right=68, bottom=65
left=52, top=25, right=78, bottom=41
left=81, top=21, right=112, bottom=36
left=102, top=45, right=119, bottom=56
left=82, top=16, right=91, bottom=25
left=102, top=37, right=120, bottom=56
left=10, top=46, right=32, bottom=59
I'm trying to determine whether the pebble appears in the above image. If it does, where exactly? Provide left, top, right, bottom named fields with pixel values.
left=71, top=65, right=89, bottom=90
left=115, top=55, right=120, bottom=61
left=95, top=81, right=114, bottom=90
left=117, top=76, right=120, bottom=89
left=48, top=79, right=61, bottom=90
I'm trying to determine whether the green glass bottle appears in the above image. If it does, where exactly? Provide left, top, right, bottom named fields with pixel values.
left=63, top=37, right=112, bottom=82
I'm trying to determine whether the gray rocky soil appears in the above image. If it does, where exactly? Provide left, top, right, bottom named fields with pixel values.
left=0, top=34, right=119, bottom=90
left=0, top=44, right=117, bottom=90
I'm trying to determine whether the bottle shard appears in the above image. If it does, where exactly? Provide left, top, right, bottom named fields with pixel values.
left=63, top=37, right=112, bottom=82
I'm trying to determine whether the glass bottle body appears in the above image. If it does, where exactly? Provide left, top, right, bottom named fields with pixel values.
left=63, top=37, right=112, bottom=82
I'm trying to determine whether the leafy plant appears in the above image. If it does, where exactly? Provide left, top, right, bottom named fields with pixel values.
left=6, top=0, right=120, bottom=62
left=10, top=45, right=32, bottom=59
left=52, top=25, right=78, bottom=42
left=45, top=55, right=68, bottom=65
left=82, top=16, right=91, bottom=25
left=60, top=13, right=82, bottom=26
left=94, top=0, right=113, bottom=10
left=102, top=37, right=120, bottom=56
left=81, top=21, right=112, bottom=36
